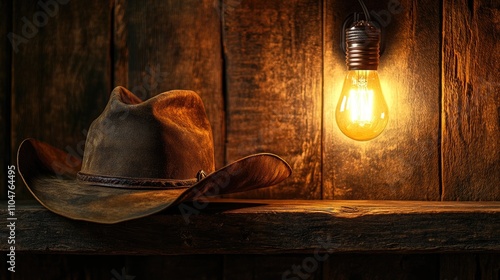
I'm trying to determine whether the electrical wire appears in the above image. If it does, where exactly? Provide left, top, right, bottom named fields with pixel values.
left=357, top=0, right=371, bottom=21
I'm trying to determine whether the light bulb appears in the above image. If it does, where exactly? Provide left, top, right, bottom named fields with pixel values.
left=336, top=20, right=388, bottom=141
left=336, top=70, right=388, bottom=141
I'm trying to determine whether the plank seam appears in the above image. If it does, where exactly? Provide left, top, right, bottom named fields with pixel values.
left=220, top=0, right=228, bottom=168
left=321, top=0, right=326, bottom=200
left=439, top=0, right=445, bottom=201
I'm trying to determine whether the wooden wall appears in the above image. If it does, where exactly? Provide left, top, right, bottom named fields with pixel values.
left=1, top=0, right=499, bottom=279
left=325, top=0, right=443, bottom=201
left=442, top=0, right=500, bottom=201
left=2, top=1, right=499, bottom=201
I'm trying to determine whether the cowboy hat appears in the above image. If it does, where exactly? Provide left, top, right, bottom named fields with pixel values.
left=17, top=86, right=291, bottom=224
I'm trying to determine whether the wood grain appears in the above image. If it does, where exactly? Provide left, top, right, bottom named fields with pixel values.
left=0, top=0, right=12, bottom=200
left=11, top=0, right=111, bottom=200
left=323, top=0, right=441, bottom=200
left=3, top=0, right=498, bottom=278
left=441, top=0, right=500, bottom=274
left=441, top=0, right=500, bottom=201
left=113, top=0, right=225, bottom=169
left=223, top=0, right=323, bottom=199
left=1, top=200, right=499, bottom=254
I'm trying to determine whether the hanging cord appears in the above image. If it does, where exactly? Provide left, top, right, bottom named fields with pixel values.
left=341, top=0, right=384, bottom=55
left=357, top=0, right=371, bottom=21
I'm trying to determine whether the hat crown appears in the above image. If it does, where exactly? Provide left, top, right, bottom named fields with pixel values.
left=81, top=86, right=215, bottom=180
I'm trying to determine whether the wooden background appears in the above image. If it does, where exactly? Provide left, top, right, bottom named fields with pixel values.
left=1, top=0, right=499, bottom=279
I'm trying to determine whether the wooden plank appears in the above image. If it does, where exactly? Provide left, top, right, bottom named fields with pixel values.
left=126, top=256, right=223, bottom=279
left=1, top=200, right=499, bottom=254
left=441, top=0, right=500, bottom=200
left=441, top=1, right=500, bottom=274
left=113, top=0, right=225, bottom=169
left=440, top=254, right=500, bottom=280
left=0, top=0, right=12, bottom=200
left=324, top=254, right=439, bottom=279
left=11, top=0, right=111, bottom=200
left=223, top=255, right=323, bottom=279
left=2, top=254, right=498, bottom=280
left=0, top=254, right=223, bottom=279
left=323, top=0, right=441, bottom=199
left=440, top=0, right=500, bottom=273
left=223, top=0, right=323, bottom=199
left=1, top=254, right=126, bottom=279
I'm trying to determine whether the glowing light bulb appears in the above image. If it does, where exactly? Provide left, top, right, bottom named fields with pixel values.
left=335, top=19, right=388, bottom=141
left=336, top=70, right=388, bottom=141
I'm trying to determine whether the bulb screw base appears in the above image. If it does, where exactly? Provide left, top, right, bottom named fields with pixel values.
left=346, top=21, right=381, bottom=70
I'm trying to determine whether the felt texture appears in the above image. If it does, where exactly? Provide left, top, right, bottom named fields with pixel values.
left=17, top=87, right=292, bottom=223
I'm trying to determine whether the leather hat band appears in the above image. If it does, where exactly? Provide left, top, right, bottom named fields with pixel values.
left=76, top=172, right=201, bottom=189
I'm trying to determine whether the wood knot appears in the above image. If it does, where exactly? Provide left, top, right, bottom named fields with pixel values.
left=340, top=206, right=359, bottom=213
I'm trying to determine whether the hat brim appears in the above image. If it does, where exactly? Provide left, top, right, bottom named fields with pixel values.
left=17, top=139, right=291, bottom=224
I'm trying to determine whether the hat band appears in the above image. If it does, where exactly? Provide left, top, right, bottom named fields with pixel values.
left=76, top=172, right=199, bottom=189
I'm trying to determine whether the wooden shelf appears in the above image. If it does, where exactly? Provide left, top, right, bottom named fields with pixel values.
left=1, top=200, right=499, bottom=255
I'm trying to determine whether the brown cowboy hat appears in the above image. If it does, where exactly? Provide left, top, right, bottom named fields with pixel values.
left=17, top=86, right=291, bottom=224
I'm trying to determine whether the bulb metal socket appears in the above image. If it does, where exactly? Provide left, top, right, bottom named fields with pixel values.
left=346, top=21, right=381, bottom=70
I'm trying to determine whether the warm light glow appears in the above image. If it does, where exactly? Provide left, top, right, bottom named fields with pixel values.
left=335, top=70, right=388, bottom=141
